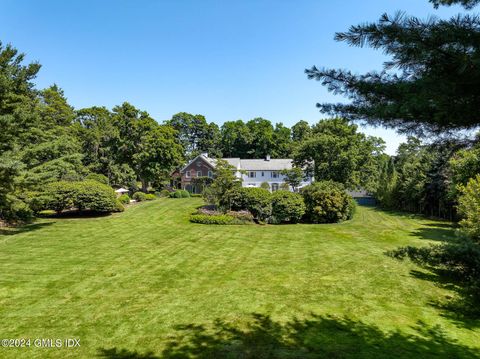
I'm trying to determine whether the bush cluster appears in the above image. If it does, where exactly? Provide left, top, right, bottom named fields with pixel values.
left=42, top=180, right=118, bottom=213
left=227, top=187, right=272, bottom=223
left=145, top=194, right=157, bottom=201
left=270, top=191, right=305, bottom=224
left=169, top=190, right=190, bottom=198
left=301, top=181, right=356, bottom=223
left=158, top=189, right=171, bottom=197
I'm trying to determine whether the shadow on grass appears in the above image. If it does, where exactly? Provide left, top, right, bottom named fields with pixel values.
left=42, top=210, right=112, bottom=219
left=0, top=222, right=54, bottom=236
left=410, top=223, right=456, bottom=242
left=97, top=313, right=479, bottom=359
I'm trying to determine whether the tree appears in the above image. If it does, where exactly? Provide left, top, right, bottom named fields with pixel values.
left=245, top=118, right=275, bottom=158
left=291, top=120, right=311, bottom=143
left=272, top=123, right=293, bottom=158
left=294, top=118, right=385, bottom=190
left=280, top=167, right=304, bottom=192
left=167, top=112, right=221, bottom=159
left=203, top=160, right=242, bottom=209
left=306, top=1, right=480, bottom=135
left=220, top=120, right=252, bottom=158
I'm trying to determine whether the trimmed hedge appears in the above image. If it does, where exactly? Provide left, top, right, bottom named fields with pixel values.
left=190, top=214, right=235, bottom=225
left=271, top=190, right=305, bottom=223
left=145, top=194, right=157, bottom=201
left=43, top=180, right=117, bottom=213
left=301, top=181, right=356, bottom=223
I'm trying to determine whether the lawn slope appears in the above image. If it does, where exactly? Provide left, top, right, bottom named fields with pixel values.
left=0, top=199, right=479, bottom=358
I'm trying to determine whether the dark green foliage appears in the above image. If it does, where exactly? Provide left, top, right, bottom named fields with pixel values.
left=226, top=187, right=272, bottom=223
left=270, top=191, right=306, bottom=224
left=205, top=160, right=242, bottom=209
left=133, top=192, right=147, bottom=202
left=113, top=200, right=125, bottom=212
left=85, top=173, right=109, bottom=185
left=457, top=175, right=480, bottom=242
left=118, top=194, right=130, bottom=205
left=431, top=0, right=479, bottom=8
left=170, top=190, right=190, bottom=198
left=307, top=5, right=480, bottom=134
left=280, top=167, right=304, bottom=192
left=294, top=119, right=384, bottom=191
left=43, top=180, right=117, bottom=213
left=189, top=214, right=236, bottom=225
left=301, top=181, right=356, bottom=223
left=145, top=194, right=156, bottom=201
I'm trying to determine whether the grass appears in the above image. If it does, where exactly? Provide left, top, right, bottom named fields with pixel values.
left=0, top=198, right=479, bottom=358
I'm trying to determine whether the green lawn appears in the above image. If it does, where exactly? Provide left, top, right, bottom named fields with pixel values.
left=0, top=198, right=479, bottom=358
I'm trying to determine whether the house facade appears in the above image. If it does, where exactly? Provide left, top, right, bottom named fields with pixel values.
left=179, top=153, right=313, bottom=193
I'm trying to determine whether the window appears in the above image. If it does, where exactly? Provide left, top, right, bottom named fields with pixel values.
left=271, top=183, right=279, bottom=192
left=186, top=171, right=191, bottom=178
left=248, top=171, right=256, bottom=178
left=271, top=171, right=279, bottom=178
left=208, top=171, right=213, bottom=178
left=197, top=171, right=202, bottom=177
left=261, top=172, right=264, bottom=177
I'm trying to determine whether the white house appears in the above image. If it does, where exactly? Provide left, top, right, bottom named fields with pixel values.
left=178, top=153, right=313, bottom=193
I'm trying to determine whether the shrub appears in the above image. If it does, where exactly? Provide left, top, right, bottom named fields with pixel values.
left=260, top=182, right=270, bottom=190
left=270, top=190, right=306, bottom=223
left=226, top=187, right=272, bottom=223
left=118, top=194, right=130, bottom=205
left=133, top=192, right=147, bottom=202
left=113, top=199, right=125, bottom=212
left=169, top=190, right=190, bottom=198
left=145, top=194, right=156, bottom=201
left=158, top=189, right=171, bottom=197
left=301, top=181, right=356, bottom=223
left=43, top=180, right=117, bottom=213
left=457, top=174, right=480, bottom=242
left=85, top=173, right=109, bottom=185
left=190, top=214, right=235, bottom=225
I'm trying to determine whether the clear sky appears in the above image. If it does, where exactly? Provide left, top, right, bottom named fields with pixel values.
left=0, top=0, right=467, bottom=154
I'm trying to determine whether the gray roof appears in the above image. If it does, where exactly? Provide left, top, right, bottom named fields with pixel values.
left=237, top=159, right=293, bottom=171
left=181, top=155, right=294, bottom=172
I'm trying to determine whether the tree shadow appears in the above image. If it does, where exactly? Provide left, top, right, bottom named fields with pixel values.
left=0, top=222, right=54, bottom=236
left=97, top=313, right=479, bottom=358
left=410, top=223, right=456, bottom=242
left=43, top=210, right=112, bottom=219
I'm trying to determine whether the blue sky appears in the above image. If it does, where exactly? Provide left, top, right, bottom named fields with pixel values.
left=0, top=0, right=467, bottom=154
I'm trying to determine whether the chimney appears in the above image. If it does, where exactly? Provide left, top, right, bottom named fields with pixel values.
left=265, top=154, right=271, bottom=161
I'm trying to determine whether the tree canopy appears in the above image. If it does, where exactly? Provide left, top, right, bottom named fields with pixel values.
left=307, top=1, right=480, bottom=135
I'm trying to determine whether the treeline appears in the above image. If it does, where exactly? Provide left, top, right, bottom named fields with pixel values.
left=375, top=136, right=479, bottom=220
left=0, top=41, right=390, bottom=223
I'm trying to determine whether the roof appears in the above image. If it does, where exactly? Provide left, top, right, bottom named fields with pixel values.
left=180, top=155, right=295, bottom=173
left=237, top=159, right=293, bottom=171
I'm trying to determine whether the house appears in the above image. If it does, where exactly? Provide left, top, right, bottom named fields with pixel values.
left=179, top=153, right=313, bottom=193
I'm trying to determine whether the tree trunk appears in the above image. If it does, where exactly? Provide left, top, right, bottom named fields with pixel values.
left=140, top=178, right=148, bottom=193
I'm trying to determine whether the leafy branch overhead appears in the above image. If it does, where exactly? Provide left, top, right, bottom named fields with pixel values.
left=307, top=4, right=480, bottom=135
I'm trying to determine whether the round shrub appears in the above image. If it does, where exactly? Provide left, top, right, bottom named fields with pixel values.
left=226, top=187, right=271, bottom=223
left=169, top=190, right=190, bottom=198
left=270, top=190, right=306, bottom=224
left=260, top=182, right=270, bottom=190
left=145, top=194, right=156, bottom=201
left=113, top=199, right=125, bottom=212
left=43, top=180, right=117, bottom=213
left=301, top=181, right=356, bottom=223
left=133, top=192, right=147, bottom=202
left=118, top=194, right=130, bottom=205
left=458, top=174, right=480, bottom=242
